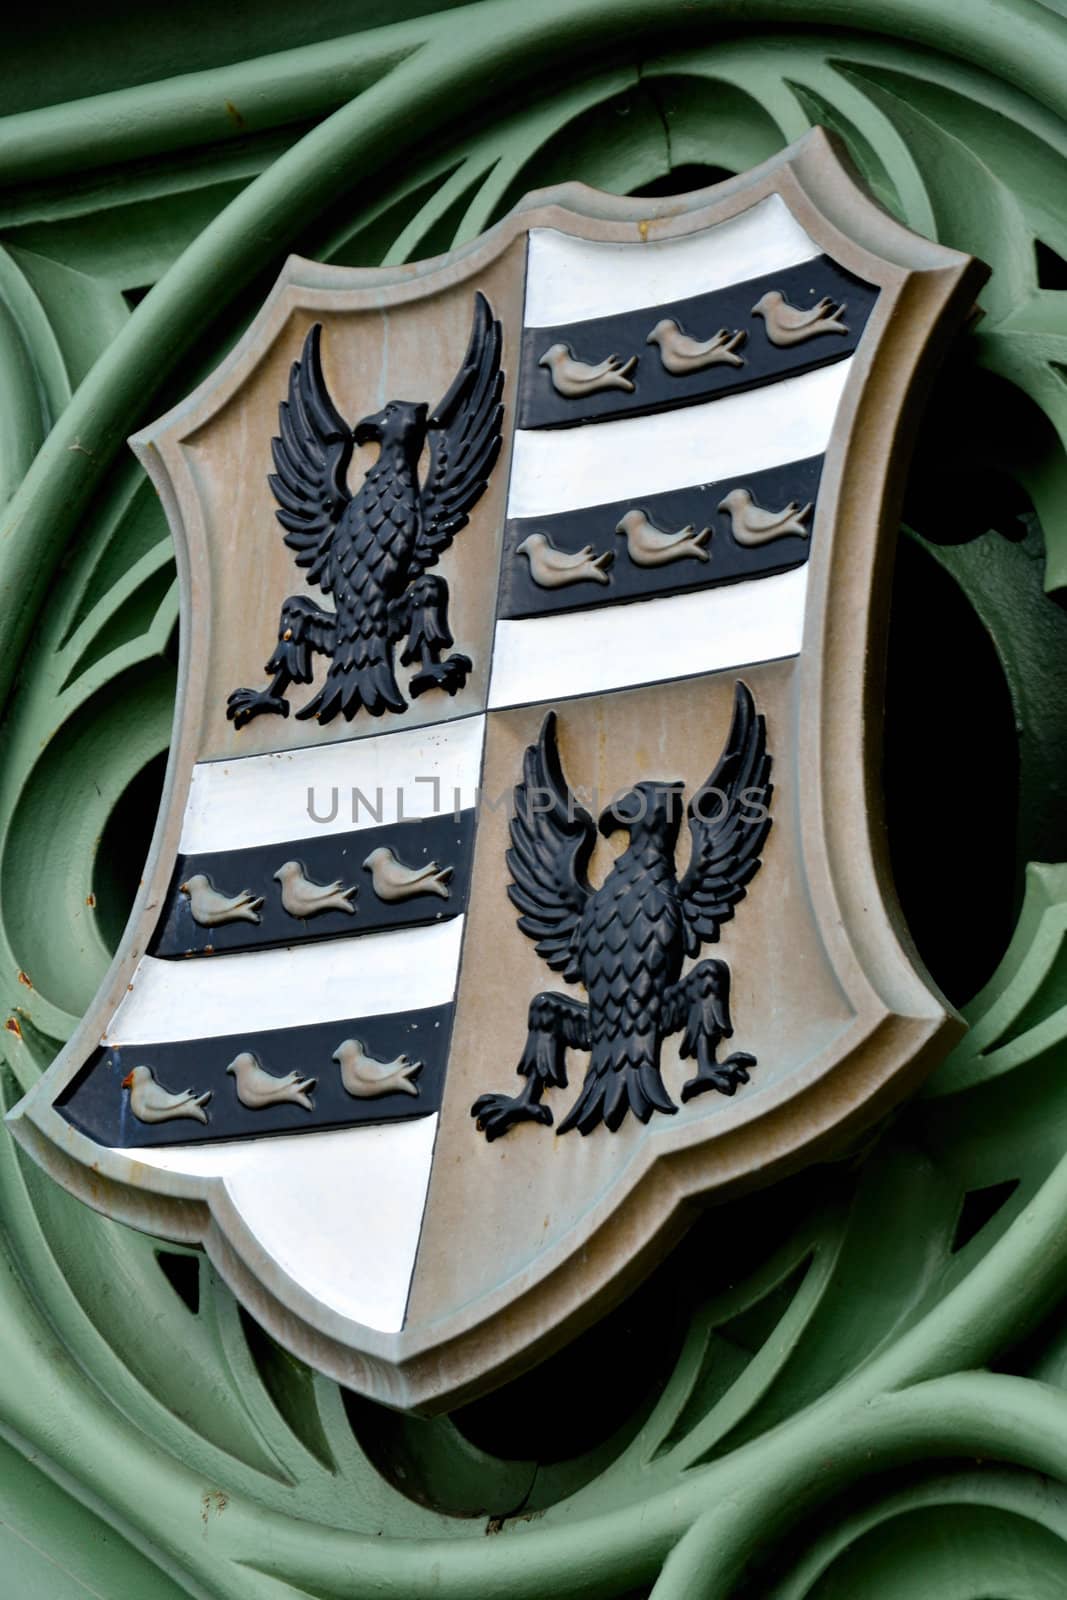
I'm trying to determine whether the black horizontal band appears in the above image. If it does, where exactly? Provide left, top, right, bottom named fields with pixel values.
left=149, top=809, right=475, bottom=958
left=57, top=1002, right=451, bottom=1148
left=498, top=453, right=822, bottom=621
left=519, top=253, right=877, bottom=431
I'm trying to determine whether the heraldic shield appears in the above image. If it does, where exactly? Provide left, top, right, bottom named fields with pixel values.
left=9, top=130, right=988, bottom=1413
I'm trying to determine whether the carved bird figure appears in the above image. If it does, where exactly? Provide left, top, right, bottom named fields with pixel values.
left=616, top=508, right=711, bottom=566
left=718, top=488, right=812, bottom=546
left=538, top=342, right=638, bottom=397
left=274, top=859, right=357, bottom=919
left=751, top=290, right=848, bottom=346
left=122, top=1064, right=211, bottom=1125
left=333, top=1039, right=423, bottom=1098
left=363, top=846, right=453, bottom=902
left=645, top=318, right=746, bottom=373
left=471, top=681, right=773, bottom=1140
left=226, top=1051, right=316, bottom=1111
left=180, top=873, right=263, bottom=927
left=517, top=531, right=614, bottom=588
left=227, top=294, right=503, bottom=728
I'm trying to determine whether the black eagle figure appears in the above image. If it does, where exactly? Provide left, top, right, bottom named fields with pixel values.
left=471, top=681, right=773, bottom=1140
left=227, top=293, right=503, bottom=728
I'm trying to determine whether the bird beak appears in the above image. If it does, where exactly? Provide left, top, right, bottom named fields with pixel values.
left=353, top=411, right=384, bottom=445
left=598, top=800, right=630, bottom=838
left=121, top=1070, right=134, bottom=1089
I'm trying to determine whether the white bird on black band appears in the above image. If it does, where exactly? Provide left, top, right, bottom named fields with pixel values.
left=751, top=290, right=848, bottom=346
left=333, top=1039, right=423, bottom=1098
left=226, top=1052, right=316, bottom=1111
left=363, top=845, right=453, bottom=902
left=538, top=342, right=638, bottom=397
left=517, top=531, right=614, bottom=588
left=180, top=873, right=263, bottom=927
left=718, top=488, right=812, bottom=546
left=645, top=318, right=746, bottom=373
left=274, top=860, right=357, bottom=918
left=616, top=509, right=711, bottom=566
left=122, top=1064, right=211, bottom=1125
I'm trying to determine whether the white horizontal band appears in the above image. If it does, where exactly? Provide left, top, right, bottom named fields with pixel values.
left=180, top=714, right=486, bottom=855
left=489, top=566, right=807, bottom=709
left=507, top=359, right=850, bottom=521
left=105, top=918, right=464, bottom=1044
left=524, top=196, right=820, bottom=327
left=120, top=1116, right=437, bottom=1333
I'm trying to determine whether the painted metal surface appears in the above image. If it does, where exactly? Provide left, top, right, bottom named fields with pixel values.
left=179, top=713, right=486, bottom=850
left=489, top=564, right=809, bottom=705
left=523, top=197, right=820, bottom=323
left=125, top=1116, right=440, bottom=1331
left=106, top=919, right=464, bottom=1042
left=1, top=0, right=1067, bottom=1594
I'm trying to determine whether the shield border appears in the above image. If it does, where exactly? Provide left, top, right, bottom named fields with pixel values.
left=8, top=128, right=987, bottom=1412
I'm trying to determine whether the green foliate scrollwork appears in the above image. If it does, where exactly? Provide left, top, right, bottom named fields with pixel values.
left=1, top=4, right=1067, bottom=1596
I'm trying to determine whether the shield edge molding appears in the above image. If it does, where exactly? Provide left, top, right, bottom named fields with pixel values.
left=7, top=128, right=988, bottom=1413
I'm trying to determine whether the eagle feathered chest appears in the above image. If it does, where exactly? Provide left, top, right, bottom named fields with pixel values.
left=578, top=839, right=684, bottom=1044
left=333, top=451, right=420, bottom=618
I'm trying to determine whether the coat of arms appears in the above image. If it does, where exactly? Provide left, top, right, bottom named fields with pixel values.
left=9, top=130, right=987, bottom=1412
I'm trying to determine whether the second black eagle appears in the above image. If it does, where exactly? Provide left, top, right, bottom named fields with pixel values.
left=472, top=679, right=773, bottom=1139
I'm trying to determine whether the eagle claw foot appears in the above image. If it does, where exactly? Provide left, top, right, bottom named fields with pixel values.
left=226, top=687, right=290, bottom=729
left=681, top=1051, right=756, bottom=1104
left=471, top=1092, right=553, bottom=1142
left=409, top=653, right=472, bottom=699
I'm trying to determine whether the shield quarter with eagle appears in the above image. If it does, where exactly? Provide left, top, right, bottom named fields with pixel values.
left=9, top=130, right=988, bottom=1414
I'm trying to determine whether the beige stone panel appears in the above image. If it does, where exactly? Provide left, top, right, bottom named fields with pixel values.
left=406, top=659, right=854, bottom=1330
left=179, top=241, right=524, bottom=762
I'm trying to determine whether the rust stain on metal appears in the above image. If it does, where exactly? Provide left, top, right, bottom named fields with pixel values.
left=16, top=970, right=32, bottom=989
left=201, top=1489, right=228, bottom=1523
left=86, top=892, right=96, bottom=909
left=224, top=101, right=245, bottom=130
left=5, top=1016, right=22, bottom=1038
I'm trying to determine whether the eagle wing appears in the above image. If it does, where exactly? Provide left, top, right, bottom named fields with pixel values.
left=267, top=323, right=352, bottom=594
left=413, top=290, right=504, bottom=576
left=677, top=680, right=773, bottom=957
left=506, top=712, right=596, bottom=984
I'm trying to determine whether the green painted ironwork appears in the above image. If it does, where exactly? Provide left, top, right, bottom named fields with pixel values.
left=1, top=1, right=1067, bottom=1592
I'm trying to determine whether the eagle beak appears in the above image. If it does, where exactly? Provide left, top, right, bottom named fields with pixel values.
left=353, top=411, right=384, bottom=445
left=598, top=799, right=632, bottom=838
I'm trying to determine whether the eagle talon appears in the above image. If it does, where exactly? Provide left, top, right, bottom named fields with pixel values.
left=470, top=1092, right=553, bottom=1142
left=226, top=687, right=291, bottom=728
left=409, top=652, right=472, bottom=699
left=681, top=1050, right=757, bottom=1103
